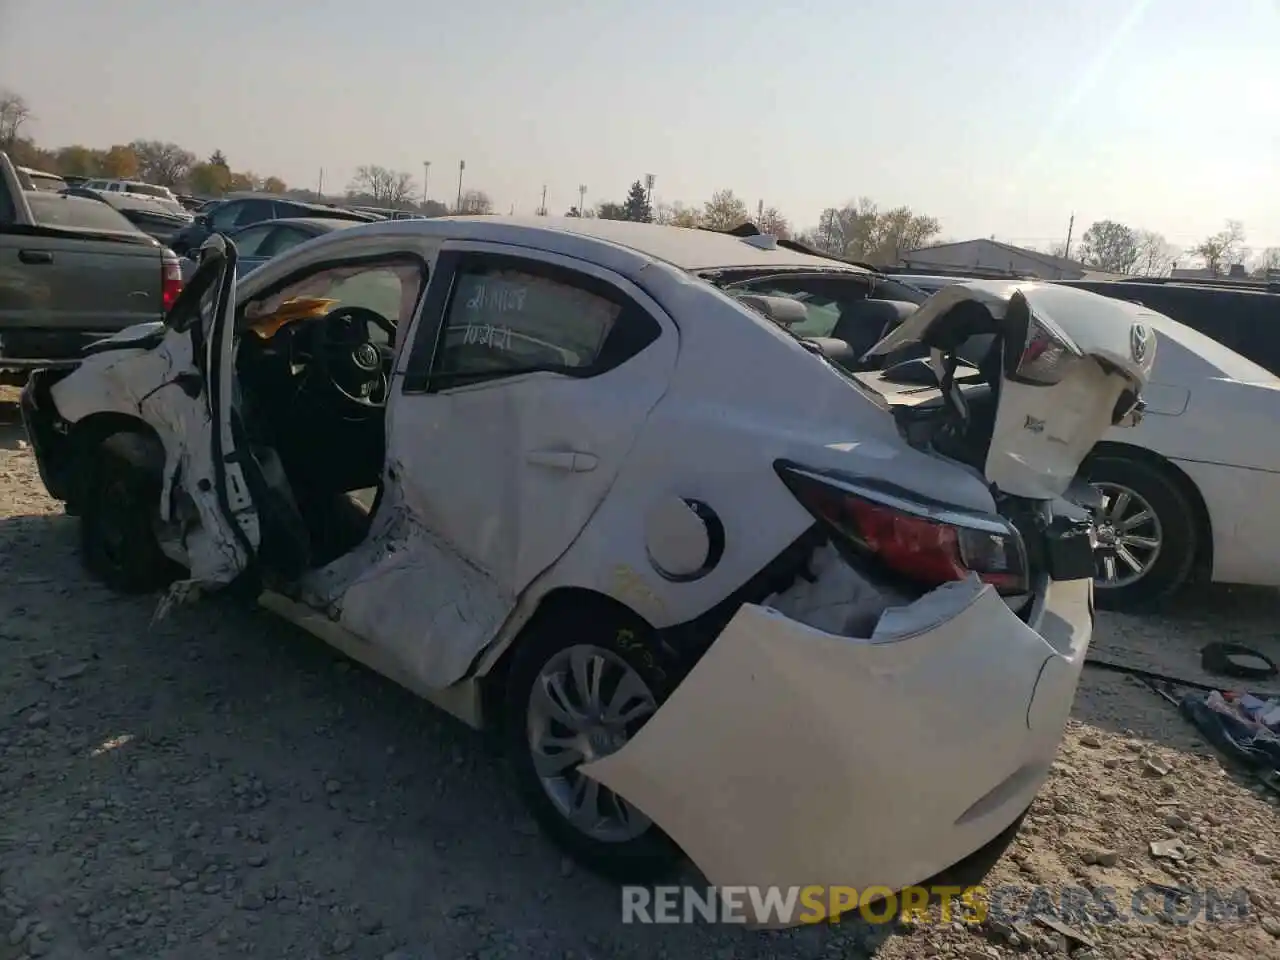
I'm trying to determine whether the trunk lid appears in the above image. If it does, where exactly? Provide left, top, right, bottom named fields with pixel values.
left=864, top=280, right=1156, bottom=500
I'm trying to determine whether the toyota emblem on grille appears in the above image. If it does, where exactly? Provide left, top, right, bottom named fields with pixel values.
left=1130, top=323, right=1150, bottom=363
left=353, top=343, right=379, bottom=370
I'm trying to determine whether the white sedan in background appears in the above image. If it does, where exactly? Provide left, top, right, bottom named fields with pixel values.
left=887, top=273, right=1280, bottom=610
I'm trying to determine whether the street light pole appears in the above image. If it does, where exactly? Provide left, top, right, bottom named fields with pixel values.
left=578, top=184, right=587, bottom=216
left=422, top=161, right=430, bottom=206
left=456, top=160, right=465, bottom=213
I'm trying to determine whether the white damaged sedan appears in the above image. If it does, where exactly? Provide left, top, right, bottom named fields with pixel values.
left=21, top=217, right=1154, bottom=922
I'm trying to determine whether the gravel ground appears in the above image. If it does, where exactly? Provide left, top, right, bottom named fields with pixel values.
left=2, top=388, right=1279, bottom=960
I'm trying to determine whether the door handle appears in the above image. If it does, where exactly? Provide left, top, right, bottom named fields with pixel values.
left=18, top=249, right=54, bottom=265
left=527, top=449, right=598, bottom=472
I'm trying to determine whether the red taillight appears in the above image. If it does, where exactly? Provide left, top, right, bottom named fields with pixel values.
left=161, top=250, right=183, bottom=313
left=778, top=464, right=1028, bottom=594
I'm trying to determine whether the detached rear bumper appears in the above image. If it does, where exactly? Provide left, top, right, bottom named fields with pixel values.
left=580, top=576, right=1092, bottom=927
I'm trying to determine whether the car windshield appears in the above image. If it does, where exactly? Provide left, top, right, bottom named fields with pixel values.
left=25, top=193, right=145, bottom=234
left=27, top=172, right=65, bottom=192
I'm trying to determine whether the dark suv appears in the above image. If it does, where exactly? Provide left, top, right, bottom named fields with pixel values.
left=1060, top=277, right=1280, bottom=375
left=171, top=196, right=380, bottom=256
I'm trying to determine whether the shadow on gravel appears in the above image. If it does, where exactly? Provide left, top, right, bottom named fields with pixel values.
left=0, top=508, right=905, bottom=959
left=0, top=399, right=26, bottom=451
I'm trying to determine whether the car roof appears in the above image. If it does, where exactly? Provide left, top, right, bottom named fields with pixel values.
left=242, top=216, right=359, bottom=232
left=335, top=216, right=871, bottom=274
left=20, top=166, right=63, bottom=178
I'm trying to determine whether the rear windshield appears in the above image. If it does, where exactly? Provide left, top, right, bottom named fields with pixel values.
left=26, top=193, right=145, bottom=234
left=27, top=173, right=66, bottom=192
left=124, top=183, right=172, bottom=199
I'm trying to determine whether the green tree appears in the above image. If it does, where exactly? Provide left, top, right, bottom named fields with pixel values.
left=100, top=144, right=140, bottom=179
left=54, top=145, right=99, bottom=178
left=701, top=189, right=749, bottom=230
left=622, top=180, right=652, bottom=222
left=261, top=176, right=287, bottom=194
left=129, top=139, right=196, bottom=186
left=1077, top=220, right=1140, bottom=274
left=597, top=201, right=628, bottom=220
left=188, top=162, right=232, bottom=195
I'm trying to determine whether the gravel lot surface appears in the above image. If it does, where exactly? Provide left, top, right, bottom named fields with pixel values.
left=2, top=388, right=1278, bottom=959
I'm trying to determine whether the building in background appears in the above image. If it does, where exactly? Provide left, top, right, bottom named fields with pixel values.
left=901, top=238, right=1095, bottom=280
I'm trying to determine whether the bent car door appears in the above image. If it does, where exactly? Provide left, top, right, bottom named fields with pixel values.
left=340, top=242, right=679, bottom=689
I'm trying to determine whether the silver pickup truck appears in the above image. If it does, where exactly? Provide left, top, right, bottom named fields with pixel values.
left=1, top=151, right=183, bottom=380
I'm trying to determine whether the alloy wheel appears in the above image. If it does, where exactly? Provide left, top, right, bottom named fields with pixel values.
left=1091, top=481, right=1163, bottom=589
left=525, top=643, right=657, bottom=843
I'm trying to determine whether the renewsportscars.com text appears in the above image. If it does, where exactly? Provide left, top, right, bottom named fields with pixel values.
left=621, top=884, right=1252, bottom=926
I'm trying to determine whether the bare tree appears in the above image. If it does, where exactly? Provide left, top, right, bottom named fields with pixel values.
left=458, top=190, right=493, bottom=215
left=803, top=198, right=939, bottom=265
left=128, top=140, right=196, bottom=186
left=1133, top=230, right=1177, bottom=277
left=757, top=207, right=790, bottom=239
left=0, top=89, right=32, bottom=146
left=348, top=166, right=417, bottom=207
left=1190, top=220, right=1246, bottom=275
left=701, top=190, right=750, bottom=230
left=654, top=201, right=700, bottom=227
left=1252, top=247, right=1280, bottom=278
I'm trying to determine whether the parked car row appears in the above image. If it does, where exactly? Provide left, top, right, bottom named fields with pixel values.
left=59, top=187, right=193, bottom=247
left=1, top=153, right=183, bottom=377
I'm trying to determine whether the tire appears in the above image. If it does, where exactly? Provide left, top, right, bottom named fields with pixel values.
left=79, top=436, right=179, bottom=594
left=503, top=608, right=685, bottom=883
left=1083, top=453, right=1197, bottom=611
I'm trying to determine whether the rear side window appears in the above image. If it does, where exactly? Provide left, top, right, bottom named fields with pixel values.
left=437, top=267, right=621, bottom=378
left=261, top=226, right=314, bottom=257
left=207, top=201, right=243, bottom=232
left=25, top=193, right=144, bottom=234
left=229, top=223, right=277, bottom=257
left=235, top=199, right=276, bottom=227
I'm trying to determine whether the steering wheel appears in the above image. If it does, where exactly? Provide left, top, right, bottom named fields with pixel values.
left=309, top=306, right=397, bottom=409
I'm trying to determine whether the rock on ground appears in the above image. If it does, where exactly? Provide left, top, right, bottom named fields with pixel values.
left=1, top=388, right=1278, bottom=959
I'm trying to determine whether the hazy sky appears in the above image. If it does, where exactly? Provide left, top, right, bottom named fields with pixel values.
left=4, top=0, right=1279, bottom=248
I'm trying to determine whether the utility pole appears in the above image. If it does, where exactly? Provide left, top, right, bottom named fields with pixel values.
left=539, top=184, right=547, bottom=215
left=757, top=199, right=764, bottom=223
left=1063, top=213, right=1075, bottom=259
left=456, top=160, right=465, bottom=213
left=317, top=168, right=324, bottom=198
left=644, top=173, right=655, bottom=207
left=422, top=161, right=430, bottom=206
left=578, top=184, right=587, bottom=216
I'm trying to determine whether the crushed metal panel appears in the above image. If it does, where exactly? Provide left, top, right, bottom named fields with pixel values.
left=294, top=476, right=513, bottom=690
left=49, top=329, right=252, bottom=593
left=579, top=583, right=1083, bottom=926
